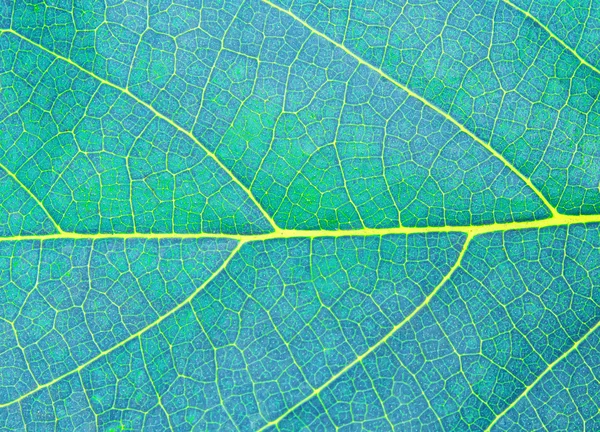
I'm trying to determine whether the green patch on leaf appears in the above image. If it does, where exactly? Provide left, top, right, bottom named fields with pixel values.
left=0, top=0, right=599, bottom=430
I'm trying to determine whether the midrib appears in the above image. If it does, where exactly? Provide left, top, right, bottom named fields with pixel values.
left=1, top=213, right=599, bottom=244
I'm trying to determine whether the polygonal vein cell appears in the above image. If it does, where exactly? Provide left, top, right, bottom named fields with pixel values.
left=1, top=1, right=600, bottom=431
left=6, top=0, right=558, bottom=231
left=503, top=0, right=600, bottom=74
left=276, top=223, right=600, bottom=430
left=0, top=165, right=59, bottom=236
left=264, top=0, right=600, bottom=217
left=0, top=31, right=273, bottom=235
left=491, top=321, right=600, bottom=431
left=2, top=225, right=599, bottom=430
left=0, top=237, right=236, bottom=409
left=0, top=231, right=465, bottom=430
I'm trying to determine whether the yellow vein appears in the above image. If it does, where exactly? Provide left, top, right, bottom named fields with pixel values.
left=502, top=0, right=600, bottom=78
left=5, top=29, right=280, bottom=232
left=0, top=161, right=63, bottom=233
left=485, top=317, right=600, bottom=431
left=260, top=0, right=560, bottom=218
left=256, top=233, right=474, bottom=431
left=0, top=213, right=599, bottom=243
left=0, top=241, right=244, bottom=409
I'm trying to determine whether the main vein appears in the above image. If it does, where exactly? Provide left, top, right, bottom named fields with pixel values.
left=0, top=214, right=599, bottom=243
left=5, top=29, right=280, bottom=232
left=256, top=232, right=474, bottom=431
left=3, top=7, right=600, bottom=425
left=259, top=0, right=559, bottom=218
left=0, top=240, right=244, bottom=409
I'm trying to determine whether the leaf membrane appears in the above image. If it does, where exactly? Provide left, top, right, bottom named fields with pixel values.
left=0, top=0, right=600, bottom=430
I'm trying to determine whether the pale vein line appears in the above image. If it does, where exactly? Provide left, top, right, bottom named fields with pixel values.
left=0, top=240, right=244, bottom=409
left=0, top=213, right=599, bottom=243
left=256, top=233, right=474, bottom=431
left=260, top=0, right=560, bottom=218
left=4, top=29, right=280, bottom=232
left=485, top=317, right=600, bottom=431
left=1, top=12, right=600, bottom=426
left=502, top=0, right=600, bottom=77
left=0, top=161, right=63, bottom=233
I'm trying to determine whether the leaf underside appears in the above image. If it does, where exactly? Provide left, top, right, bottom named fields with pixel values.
left=0, top=0, right=599, bottom=430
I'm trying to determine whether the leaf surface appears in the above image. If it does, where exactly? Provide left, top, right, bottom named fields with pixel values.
left=0, top=0, right=599, bottom=430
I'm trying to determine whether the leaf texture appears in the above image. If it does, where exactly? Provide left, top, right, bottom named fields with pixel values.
left=0, top=0, right=599, bottom=430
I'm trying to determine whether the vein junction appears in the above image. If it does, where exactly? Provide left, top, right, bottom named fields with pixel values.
left=2, top=3, right=600, bottom=429
left=0, top=214, right=599, bottom=244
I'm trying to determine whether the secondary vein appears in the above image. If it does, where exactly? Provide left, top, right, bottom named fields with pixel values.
left=259, top=0, right=560, bottom=218
left=502, top=0, right=600, bottom=78
left=485, top=317, right=600, bottom=431
left=0, top=240, right=244, bottom=410
left=0, top=161, right=63, bottom=234
left=5, top=29, right=280, bottom=233
left=256, top=232, right=474, bottom=431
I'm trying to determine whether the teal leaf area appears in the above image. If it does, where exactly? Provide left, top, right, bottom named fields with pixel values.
left=1, top=0, right=600, bottom=430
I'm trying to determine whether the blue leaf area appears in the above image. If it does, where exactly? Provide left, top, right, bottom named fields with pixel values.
left=0, top=0, right=599, bottom=430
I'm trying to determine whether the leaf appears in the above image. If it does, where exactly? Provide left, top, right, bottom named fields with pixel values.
left=0, top=0, right=599, bottom=430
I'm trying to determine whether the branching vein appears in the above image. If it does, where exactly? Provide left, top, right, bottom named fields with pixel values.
left=259, top=0, right=560, bottom=218
left=256, top=232, right=474, bottom=430
left=4, top=29, right=280, bottom=233
left=502, top=0, right=600, bottom=78
left=486, top=317, right=600, bottom=430
left=0, top=161, right=63, bottom=234
left=0, top=213, right=598, bottom=243
left=0, top=240, right=244, bottom=409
